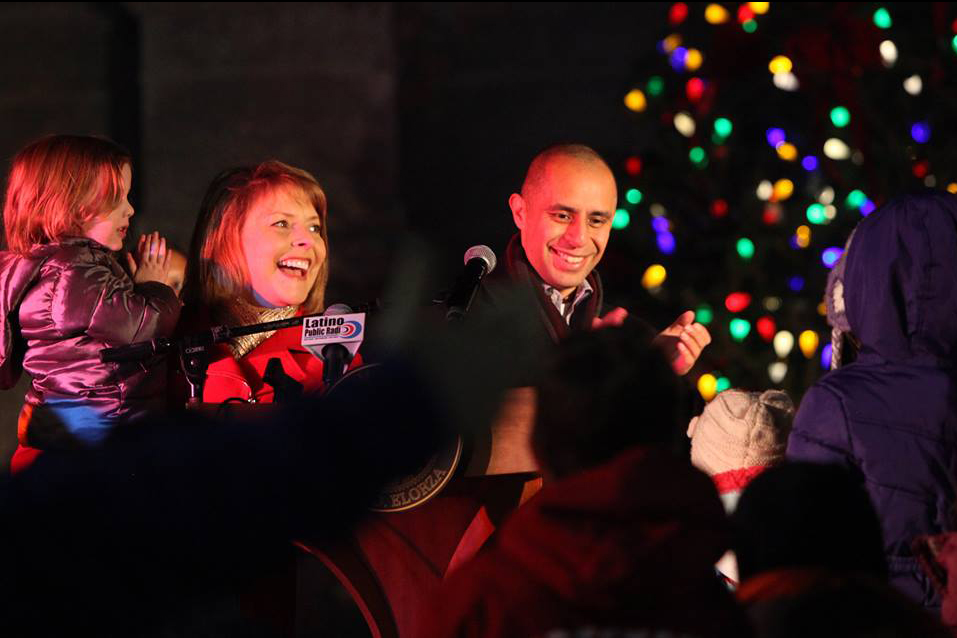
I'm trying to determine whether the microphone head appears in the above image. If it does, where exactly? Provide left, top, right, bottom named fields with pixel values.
left=324, top=303, right=353, bottom=316
left=464, top=245, right=496, bottom=273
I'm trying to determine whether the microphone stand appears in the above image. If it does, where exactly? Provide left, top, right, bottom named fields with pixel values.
left=101, top=316, right=310, bottom=407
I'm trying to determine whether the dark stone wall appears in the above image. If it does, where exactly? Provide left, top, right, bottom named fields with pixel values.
left=134, top=2, right=401, bottom=302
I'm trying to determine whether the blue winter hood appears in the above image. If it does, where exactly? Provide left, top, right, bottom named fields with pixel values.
left=844, top=191, right=957, bottom=366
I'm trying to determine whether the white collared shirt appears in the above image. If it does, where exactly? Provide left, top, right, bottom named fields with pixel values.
left=543, top=280, right=593, bottom=325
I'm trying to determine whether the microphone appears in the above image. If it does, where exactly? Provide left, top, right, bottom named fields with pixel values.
left=300, top=303, right=367, bottom=388
left=445, top=245, right=497, bottom=322
left=321, top=304, right=352, bottom=387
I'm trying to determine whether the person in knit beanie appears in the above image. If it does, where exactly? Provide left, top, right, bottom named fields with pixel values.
left=688, top=388, right=795, bottom=585
left=689, top=389, right=795, bottom=510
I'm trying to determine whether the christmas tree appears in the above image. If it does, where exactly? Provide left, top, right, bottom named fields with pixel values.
left=608, top=2, right=957, bottom=401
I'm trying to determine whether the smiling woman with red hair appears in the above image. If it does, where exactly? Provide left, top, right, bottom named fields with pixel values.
left=178, top=160, right=356, bottom=404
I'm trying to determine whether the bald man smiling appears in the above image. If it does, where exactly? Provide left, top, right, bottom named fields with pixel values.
left=489, top=143, right=710, bottom=374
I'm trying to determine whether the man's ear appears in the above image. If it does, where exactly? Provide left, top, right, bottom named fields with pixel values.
left=508, top=193, right=526, bottom=230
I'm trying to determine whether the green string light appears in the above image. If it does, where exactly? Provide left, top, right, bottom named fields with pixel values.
left=830, top=106, right=851, bottom=128
left=743, top=19, right=758, bottom=33
left=730, top=318, right=751, bottom=341
left=647, top=76, right=665, bottom=97
left=689, top=146, right=708, bottom=167
left=736, top=237, right=755, bottom=260
left=612, top=209, right=631, bottom=230
left=873, top=7, right=892, bottom=29
left=716, top=377, right=731, bottom=393
left=714, top=118, right=733, bottom=138
left=806, top=203, right=826, bottom=224
left=695, top=304, right=714, bottom=325
left=625, top=188, right=643, bottom=205
left=846, top=190, right=867, bottom=210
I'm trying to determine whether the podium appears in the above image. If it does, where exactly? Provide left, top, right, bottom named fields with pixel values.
left=295, top=387, right=541, bottom=637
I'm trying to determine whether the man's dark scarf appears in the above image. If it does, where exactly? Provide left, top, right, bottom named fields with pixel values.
left=501, top=233, right=603, bottom=343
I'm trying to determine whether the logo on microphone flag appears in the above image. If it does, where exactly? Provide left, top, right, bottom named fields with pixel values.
left=301, top=312, right=365, bottom=359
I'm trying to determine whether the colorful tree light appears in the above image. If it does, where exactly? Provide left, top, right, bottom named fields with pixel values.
left=710, top=199, right=729, bottom=218
left=670, top=46, right=689, bottom=71
left=845, top=190, right=866, bottom=210
left=642, top=264, right=667, bottom=289
left=911, top=122, right=931, bottom=143
left=657, top=232, right=676, bottom=255
left=768, top=55, right=792, bottom=74
left=647, top=76, right=665, bottom=96
left=806, top=203, right=826, bottom=224
left=736, top=237, right=755, bottom=260
left=756, top=180, right=774, bottom=200
left=669, top=2, right=689, bottom=25
left=903, top=74, right=922, bottom=95
left=695, top=304, right=714, bottom=325
left=768, top=361, right=788, bottom=383
left=748, top=3, right=769, bottom=14
left=822, top=247, right=843, bottom=268
left=762, top=204, right=782, bottom=225
left=626, top=188, right=643, bottom=205
left=952, top=35, right=957, bottom=54
left=698, top=373, right=718, bottom=401
left=873, top=7, right=892, bottom=29
left=772, top=179, right=794, bottom=201
left=674, top=112, right=696, bottom=136
left=799, top=330, right=820, bottom=358
left=651, top=217, right=670, bottom=233
left=830, top=106, right=851, bottom=128
left=860, top=200, right=876, bottom=216
left=689, top=147, right=707, bottom=167
left=685, top=49, right=704, bottom=72
left=824, top=138, right=851, bottom=160
left=773, top=330, right=794, bottom=358
left=738, top=4, right=755, bottom=23
left=880, top=40, right=898, bottom=66
left=913, top=160, right=930, bottom=178
left=713, top=118, right=733, bottom=138
left=730, top=318, right=751, bottom=341
left=686, top=77, right=705, bottom=102
left=612, top=209, right=630, bottom=230
left=716, top=376, right=731, bottom=393
left=776, top=143, right=798, bottom=161
left=705, top=3, right=730, bottom=24
left=766, top=128, right=786, bottom=147
left=821, top=343, right=833, bottom=370
left=764, top=297, right=782, bottom=312
left=772, top=72, right=799, bottom=91
left=743, top=20, right=758, bottom=33
left=725, top=292, right=752, bottom=313
left=757, top=316, right=776, bottom=342
left=625, top=156, right=642, bottom=175
left=802, top=155, right=819, bottom=171
left=624, top=89, right=647, bottom=112
left=661, top=34, right=682, bottom=54
left=788, top=276, right=805, bottom=292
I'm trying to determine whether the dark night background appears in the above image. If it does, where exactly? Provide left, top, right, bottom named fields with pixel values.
left=1, top=2, right=955, bottom=470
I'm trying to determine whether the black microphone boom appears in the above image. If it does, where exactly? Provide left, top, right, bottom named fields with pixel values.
left=445, top=245, right=497, bottom=322
left=319, top=303, right=355, bottom=387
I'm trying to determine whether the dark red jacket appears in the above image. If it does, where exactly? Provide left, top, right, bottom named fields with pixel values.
left=423, top=447, right=752, bottom=638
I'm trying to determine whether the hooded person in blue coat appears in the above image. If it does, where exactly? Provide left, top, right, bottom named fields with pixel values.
left=787, top=191, right=957, bottom=611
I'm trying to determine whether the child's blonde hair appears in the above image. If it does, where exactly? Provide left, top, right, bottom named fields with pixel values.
left=184, top=160, right=329, bottom=315
left=2, top=135, right=131, bottom=254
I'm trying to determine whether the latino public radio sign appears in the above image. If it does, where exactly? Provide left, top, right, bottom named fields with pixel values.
left=300, top=312, right=365, bottom=359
